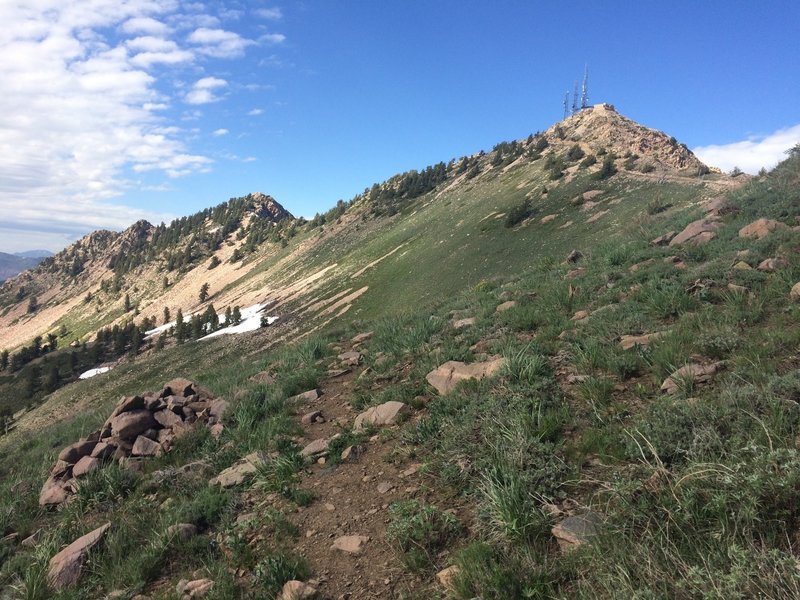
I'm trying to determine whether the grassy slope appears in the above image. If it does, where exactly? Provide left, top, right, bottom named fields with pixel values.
left=4, top=146, right=799, bottom=598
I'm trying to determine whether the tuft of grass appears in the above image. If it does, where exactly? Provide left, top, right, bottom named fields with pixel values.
left=386, top=500, right=462, bottom=572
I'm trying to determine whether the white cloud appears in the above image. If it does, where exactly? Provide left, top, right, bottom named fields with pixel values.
left=255, top=8, right=283, bottom=20
left=187, top=27, right=255, bottom=58
left=242, top=156, right=257, bottom=162
left=120, top=17, right=171, bottom=36
left=184, top=76, right=228, bottom=104
left=212, top=128, right=229, bottom=136
left=694, top=124, right=800, bottom=174
left=247, top=108, right=263, bottom=116
left=0, top=0, right=258, bottom=253
left=259, top=32, right=286, bottom=45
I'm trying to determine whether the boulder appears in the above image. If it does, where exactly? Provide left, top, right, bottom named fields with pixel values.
left=72, top=456, right=100, bottom=477
left=162, top=377, right=196, bottom=398
left=131, top=435, right=162, bottom=457
left=661, top=362, right=724, bottom=395
left=109, top=395, right=145, bottom=419
left=571, top=310, right=589, bottom=322
left=153, top=409, right=183, bottom=429
left=179, top=578, right=214, bottom=598
left=280, top=580, right=318, bottom=600
left=208, top=399, right=229, bottom=420
left=738, top=218, right=788, bottom=239
left=790, top=282, right=800, bottom=303
left=109, top=410, right=156, bottom=441
left=209, top=453, right=264, bottom=487
left=90, top=442, right=117, bottom=460
left=425, top=357, right=505, bottom=395
left=331, top=535, right=369, bottom=555
left=732, top=261, right=752, bottom=270
left=340, top=445, right=366, bottom=463
left=354, top=401, right=410, bottom=432
left=495, top=300, right=517, bottom=312
left=669, top=218, right=720, bottom=247
left=566, top=267, right=587, bottom=279
left=58, top=440, right=97, bottom=464
left=47, top=522, right=110, bottom=589
left=39, top=476, right=70, bottom=506
left=552, top=512, right=601, bottom=550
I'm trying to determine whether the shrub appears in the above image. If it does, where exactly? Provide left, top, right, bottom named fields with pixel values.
left=504, top=200, right=533, bottom=228
left=386, top=500, right=462, bottom=572
left=253, top=550, right=310, bottom=595
left=566, top=144, right=585, bottom=162
left=594, top=155, right=617, bottom=180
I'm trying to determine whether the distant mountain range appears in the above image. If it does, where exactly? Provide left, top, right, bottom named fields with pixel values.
left=0, top=250, right=53, bottom=282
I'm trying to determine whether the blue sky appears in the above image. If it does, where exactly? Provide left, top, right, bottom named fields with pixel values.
left=1, top=1, right=799, bottom=253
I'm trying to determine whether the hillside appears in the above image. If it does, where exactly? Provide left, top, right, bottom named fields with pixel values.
left=5, top=109, right=800, bottom=600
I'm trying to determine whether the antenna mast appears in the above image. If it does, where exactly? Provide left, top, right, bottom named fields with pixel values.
left=563, top=92, right=569, bottom=119
left=581, top=65, right=589, bottom=109
left=572, top=80, right=579, bottom=114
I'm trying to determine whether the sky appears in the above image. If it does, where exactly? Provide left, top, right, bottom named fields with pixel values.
left=1, top=1, right=799, bottom=253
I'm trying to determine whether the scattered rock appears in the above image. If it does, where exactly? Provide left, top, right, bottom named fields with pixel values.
left=210, top=453, right=264, bottom=487
left=552, top=512, right=601, bottom=550
left=619, top=332, right=664, bottom=350
left=301, top=438, right=333, bottom=457
left=495, top=300, right=517, bottom=312
left=351, top=331, right=373, bottom=344
left=452, top=317, right=476, bottom=329
left=47, top=522, right=111, bottom=589
left=340, top=445, right=365, bottom=462
left=661, top=362, right=724, bottom=395
left=301, top=410, right=324, bottom=425
left=571, top=310, right=589, bottom=322
left=669, top=218, right=721, bottom=247
left=738, top=218, right=789, bottom=239
left=331, top=535, right=369, bottom=555
left=727, top=283, right=748, bottom=294
left=425, top=357, right=505, bottom=395
left=250, top=371, right=276, bottom=385
left=566, top=249, right=583, bottom=263
left=436, top=565, right=460, bottom=590
left=180, top=578, right=214, bottom=598
left=732, top=261, right=752, bottom=271
left=290, top=389, right=323, bottom=403
left=566, top=267, right=587, bottom=279
left=757, top=257, right=784, bottom=272
left=650, top=231, right=676, bottom=246
left=162, top=377, right=197, bottom=398
left=540, top=214, right=557, bottom=223
left=338, top=350, right=362, bottom=366
left=280, top=580, right=318, bottom=600
left=354, top=401, right=410, bottom=432
left=109, top=410, right=157, bottom=440
left=583, top=190, right=603, bottom=201
left=790, top=282, right=800, bottom=303
left=39, top=477, right=70, bottom=506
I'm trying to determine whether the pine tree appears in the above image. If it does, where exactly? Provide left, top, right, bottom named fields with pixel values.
left=124, top=293, right=132, bottom=312
left=164, top=306, right=171, bottom=324
left=199, top=283, right=210, bottom=303
left=232, top=305, right=242, bottom=325
left=175, top=309, right=186, bottom=344
left=0, top=350, right=8, bottom=370
left=224, top=306, right=232, bottom=327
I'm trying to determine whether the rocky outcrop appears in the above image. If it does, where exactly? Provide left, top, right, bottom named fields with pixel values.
left=425, top=357, right=505, bottom=395
left=40, top=379, right=226, bottom=506
left=552, top=512, right=601, bottom=550
left=661, top=362, right=724, bottom=394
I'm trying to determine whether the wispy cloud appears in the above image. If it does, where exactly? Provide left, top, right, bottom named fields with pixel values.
left=255, top=7, right=283, bottom=20
left=185, top=76, right=228, bottom=104
left=247, top=108, right=264, bottom=116
left=212, top=128, right=229, bottom=137
left=188, top=27, right=256, bottom=58
left=694, top=124, right=800, bottom=174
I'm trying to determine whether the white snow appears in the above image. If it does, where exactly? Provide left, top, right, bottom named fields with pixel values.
left=200, top=303, right=278, bottom=340
left=79, top=366, right=111, bottom=379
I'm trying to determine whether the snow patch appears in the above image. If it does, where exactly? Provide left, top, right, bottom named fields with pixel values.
left=200, top=303, right=278, bottom=340
left=79, top=366, right=111, bottom=379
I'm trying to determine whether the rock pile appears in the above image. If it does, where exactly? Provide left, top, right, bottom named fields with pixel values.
left=40, top=378, right=227, bottom=506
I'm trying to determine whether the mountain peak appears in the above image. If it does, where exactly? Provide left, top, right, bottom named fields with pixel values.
left=546, top=104, right=711, bottom=174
